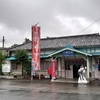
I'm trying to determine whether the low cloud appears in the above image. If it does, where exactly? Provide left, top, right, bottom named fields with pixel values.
left=0, top=0, right=100, bottom=47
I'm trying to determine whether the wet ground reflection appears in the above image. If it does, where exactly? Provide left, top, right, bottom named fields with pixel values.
left=0, top=80, right=100, bottom=100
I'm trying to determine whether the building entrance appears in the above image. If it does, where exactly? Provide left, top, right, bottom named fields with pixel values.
left=73, top=65, right=80, bottom=78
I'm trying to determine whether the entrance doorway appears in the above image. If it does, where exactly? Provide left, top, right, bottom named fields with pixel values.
left=73, top=65, right=80, bottom=78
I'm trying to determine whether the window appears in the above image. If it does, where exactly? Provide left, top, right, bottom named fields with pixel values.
left=11, top=62, right=17, bottom=70
left=65, top=65, right=71, bottom=70
left=40, top=60, right=51, bottom=71
left=11, top=61, right=21, bottom=70
left=98, top=64, right=100, bottom=71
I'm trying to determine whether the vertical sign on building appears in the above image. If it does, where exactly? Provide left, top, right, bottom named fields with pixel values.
left=94, top=64, right=98, bottom=79
left=31, top=26, right=40, bottom=76
left=52, top=60, right=56, bottom=80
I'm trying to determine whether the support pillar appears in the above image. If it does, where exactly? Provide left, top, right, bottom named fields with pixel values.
left=58, top=58, right=61, bottom=78
left=61, top=57, right=65, bottom=78
left=87, top=56, right=90, bottom=79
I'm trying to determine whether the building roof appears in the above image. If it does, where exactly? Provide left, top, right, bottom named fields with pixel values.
left=9, top=33, right=100, bottom=51
left=0, top=47, right=8, bottom=51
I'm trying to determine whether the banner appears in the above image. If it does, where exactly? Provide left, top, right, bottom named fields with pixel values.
left=52, top=60, right=56, bottom=79
left=31, top=26, right=40, bottom=76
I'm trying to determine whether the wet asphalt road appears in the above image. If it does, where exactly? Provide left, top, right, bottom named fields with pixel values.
left=0, top=79, right=100, bottom=100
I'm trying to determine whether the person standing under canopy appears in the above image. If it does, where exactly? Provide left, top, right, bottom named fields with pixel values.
left=78, top=65, right=85, bottom=80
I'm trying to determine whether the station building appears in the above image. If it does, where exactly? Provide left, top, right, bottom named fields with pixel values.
left=7, top=33, right=100, bottom=79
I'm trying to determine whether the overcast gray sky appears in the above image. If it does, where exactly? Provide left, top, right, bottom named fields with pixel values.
left=0, top=0, right=100, bottom=47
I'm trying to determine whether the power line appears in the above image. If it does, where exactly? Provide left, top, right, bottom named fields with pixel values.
left=78, top=18, right=100, bottom=34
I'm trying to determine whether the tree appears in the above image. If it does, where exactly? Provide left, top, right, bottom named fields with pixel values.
left=11, top=44, right=18, bottom=48
left=23, top=38, right=30, bottom=44
left=46, top=36, right=51, bottom=38
left=0, top=50, right=6, bottom=75
left=14, top=50, right=29, bottom=76
left=23, top=60, right=31, bottom=75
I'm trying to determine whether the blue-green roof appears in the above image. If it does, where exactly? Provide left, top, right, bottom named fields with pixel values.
left=6, top=56, right=15, bottom=60
left=90, top=52, right=100, bottom=56
left=7, top=54, right=47, bottom=60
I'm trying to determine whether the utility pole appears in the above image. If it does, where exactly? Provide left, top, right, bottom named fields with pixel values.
left=2, top=36, right=5, bottom=49
left=2, top=36, right=5, bottom=55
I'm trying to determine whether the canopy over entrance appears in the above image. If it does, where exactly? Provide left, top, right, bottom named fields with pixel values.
left=47, top=44, right=92, bottom=57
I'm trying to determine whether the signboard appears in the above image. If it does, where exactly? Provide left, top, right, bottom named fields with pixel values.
left=2, top=61, right=10, bottom=72
left=31, top=26, right=40, bottom=76
left=94, top=64, right=98, bottom=79
left=52, top=60, right=56, bottom=79
left=94, top=65, right=98, bottom=69
left=62, top=50, right=74, bottom=57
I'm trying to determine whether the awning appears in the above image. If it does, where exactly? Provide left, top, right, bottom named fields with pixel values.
left=40, top=54, right=47, bottom=58
left=90, top=52, right=100, bottom=56
left=7, top=54, right=47, bottom=60
left=47, top=45, right=92, bottom=57
left=6, top=56, right=15, bottom=60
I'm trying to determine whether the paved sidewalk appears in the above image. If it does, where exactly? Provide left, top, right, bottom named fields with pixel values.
left=2, top=76, right=99, bottom=85
left=51, top=78, right=78, bottom=83
left=12, top=78, right=87, bottom=84
left=51, top=78, right=100, bottom=85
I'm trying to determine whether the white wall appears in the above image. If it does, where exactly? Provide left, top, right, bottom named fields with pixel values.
left=66, top=65, right=73, bottom=78
left=2, top=60, right=11, bottom=73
